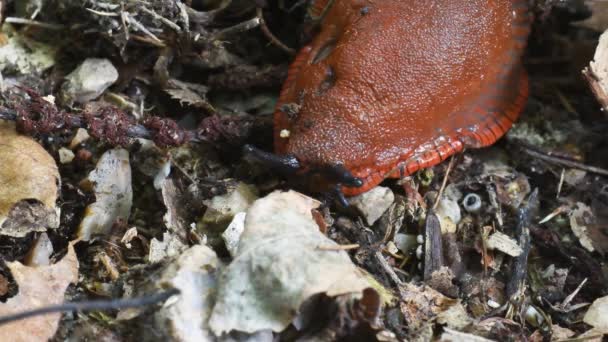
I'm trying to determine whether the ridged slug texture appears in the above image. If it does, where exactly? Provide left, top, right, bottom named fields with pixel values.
left=274, top=0, right=532, bottom=195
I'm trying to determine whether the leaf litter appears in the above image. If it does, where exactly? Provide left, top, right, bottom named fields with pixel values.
left=0, top=0, right=606, bottom=341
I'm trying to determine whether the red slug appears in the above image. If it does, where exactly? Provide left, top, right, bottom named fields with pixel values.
left=272, top=0, right=531, bottom=196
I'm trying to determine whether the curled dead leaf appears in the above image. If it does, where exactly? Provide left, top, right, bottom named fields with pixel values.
left=0, top=122, right=60, bottom=237
left=0, top=242, right=79, bottom=342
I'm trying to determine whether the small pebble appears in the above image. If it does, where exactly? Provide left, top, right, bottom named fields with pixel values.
left=348, top=186, right=395, bottom=225
left=487, top=299, right=501, bottom=308
left=394, top=234, right=418, bottom=255
left=58, top=147, right=75, bottom=164
left=415, top=245, right=423, bottom=259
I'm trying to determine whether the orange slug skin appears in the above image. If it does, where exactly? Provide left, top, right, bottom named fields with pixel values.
left=274, top=0, right=532, bottom=195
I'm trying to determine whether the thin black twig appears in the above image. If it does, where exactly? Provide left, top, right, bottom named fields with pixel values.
left=433, top=155, right=455, bottom=210
left=517, top=141, right=608, bottom=177
left=0, top=288, right=180, bottom=326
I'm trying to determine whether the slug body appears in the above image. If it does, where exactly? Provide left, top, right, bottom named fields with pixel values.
left=274, top=0, right=531, bottom=195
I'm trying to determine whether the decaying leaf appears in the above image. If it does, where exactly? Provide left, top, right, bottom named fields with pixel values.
left=160, top=174, right=193, bottom=242
left=164, top=79, right=211, bottom=108
left=486, top=232, right=523, bottom=257
left=153, top=245, right=221, bottom=342
left=584, top=295, right=608, bottom=332
left=199, top=182, right=258, bottom=231
left=436, top=301, right=473, bottom=330
left=77, top=148, right=132, bottom=241
left=400, top=283, right=458, bottom=332
left=209, top=190, right=372, bottom=335
left=0, top=122, right=60, bottom=237
left=148, top=231, right=188, bottom=264
left=0, top=24, right=57, bottom=75
left=0, top=242, right=79, bottom=342
left=569, top=202, right=608, bottom=254
left=584, top=29, right=608, bottom=112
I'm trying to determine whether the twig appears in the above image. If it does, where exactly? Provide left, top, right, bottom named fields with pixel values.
left=85, top=8, right=120, bottom=17
left=212, top=17, right=261, bottom=39
left=374, top=250, right=403, bottom=287
left=0, top=288, right=180, bottom=326
left=256, top=7, right=296, bottom=56
left=538, top=205, right=569, bottom=224
left=317, top=243, right=359, bottom=251
left=433, top=154, right=455, bottom=210
left=141, top=7, right=182, bottom=32
left=125, top=13, right=164, bottom=44
left=561, top=278, right=587, bottom=309
left=556, top=168, right=565, bottom=198
left=5, top=17, right=64, bottom=30
left=520, top=144, right=608, bottom=177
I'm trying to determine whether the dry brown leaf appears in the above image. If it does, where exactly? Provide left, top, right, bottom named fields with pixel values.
left=0, top=121, right=59, bottom=237
left=584, top=295, right=608, bottom=332
left=0, top=242, right=79, bottom=342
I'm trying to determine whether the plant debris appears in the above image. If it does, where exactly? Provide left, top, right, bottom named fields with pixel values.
left=77, top=148, right=132, bottom=241
left=0, top=122, right=59, bottom=237
left=0, top=242, right=78, bottom=341
left=208, top=190, right=375, bottom=336
left=0, top=0, right=605, bottom=341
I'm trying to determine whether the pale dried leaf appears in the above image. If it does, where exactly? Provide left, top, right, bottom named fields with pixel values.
left=551, top=325, right=576, bottom=340
left=148, top=232, right=188, bottom=264
left=585, top=29, right=608, bottom=112
left=568, top=202, right=608, bottom=254
left=154, top=245, right=221, bottom=342
left=0, top=24, right=56, bottom=75
left=584, top=295, right=608, bottom=331
left=209, top=190, right=371, bottom=335
left=0, top=242, right=79, bottom=342
left=0, top=122, right=59, bottom=237
left=77, top=148, right=132, bottom=241
left=486, top=232, right=523, bottom=257
left=200, top=182, right=258, bottom=229
left=437, top=301, right=473, bottom=330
